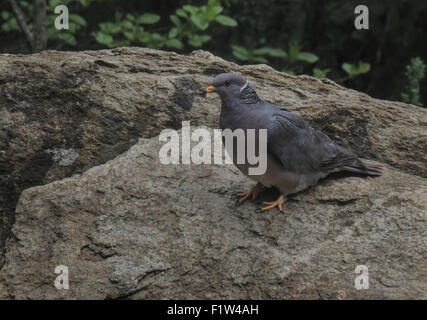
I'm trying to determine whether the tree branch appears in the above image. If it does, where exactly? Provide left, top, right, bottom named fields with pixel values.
left=7, top=0, right=34, bottom=50
left=33, top=0, right=47, bottom=52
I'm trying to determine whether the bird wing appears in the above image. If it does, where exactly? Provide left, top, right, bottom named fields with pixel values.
left=266, top=107, right=359, bottom=174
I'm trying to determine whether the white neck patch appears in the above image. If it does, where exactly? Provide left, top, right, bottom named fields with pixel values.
left=240, top=81, right=249, bottom=92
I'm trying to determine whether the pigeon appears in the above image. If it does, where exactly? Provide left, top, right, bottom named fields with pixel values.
left=206, top=72, right=382, bottom=212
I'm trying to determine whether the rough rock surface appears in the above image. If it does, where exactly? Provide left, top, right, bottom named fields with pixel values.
left=0, top=47, right=426, bottom=299
left=0, top=129, right=426, bottom=299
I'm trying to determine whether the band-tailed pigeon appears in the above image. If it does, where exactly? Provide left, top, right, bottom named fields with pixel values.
left=206, top=72, right=382, bottom=212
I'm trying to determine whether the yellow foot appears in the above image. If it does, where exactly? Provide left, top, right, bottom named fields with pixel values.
left=261, top=195, right=287, bottom=212
left=236, top=183, right=264, bottom=203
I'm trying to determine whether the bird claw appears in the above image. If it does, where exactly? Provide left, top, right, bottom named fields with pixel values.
left=261, top=195, right=286, bottom=212
left=236, top=183, right=264, bottom=203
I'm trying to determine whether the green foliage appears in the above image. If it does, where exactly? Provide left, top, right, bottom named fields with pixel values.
left=232, top=41, right=318, bottom=74
left=215, top=15, right=237, bottom=27
left=1, top=0, right=92, bottom=46
left=49, top=0, right=93, bottom=45
left=287, top=42, right=318, bottom=64
left=1, top=9, right=19, bottom=32
left=280, top=42, right=319, bottom=74
left=92, top=12, right=172, bottom=49
left=232, top=45, right=286, bottom=63
left=1, top=1, right=426, bottom=105
left=232, top=40, right=370, bottom=82
left=253, top=48, right=287, bottom=58
left=313, top=67, right=331, bottom=79
left=92, top=0, right=237, bottom=50
left=342, top=61, right=371, bottom=78
left=137, top=13, right=160, bottom=25
left=168, top=0, right=237, bottom=48
left=0, top=0, right=236, bottom=50
left=230, top=41, right=319, bottom=74
left=1, top=0, right=31, bottom=32
left=401, top=57, right=426, bottom=107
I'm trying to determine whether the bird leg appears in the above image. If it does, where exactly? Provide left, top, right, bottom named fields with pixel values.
left=261, top=195, right=287, bottom=212
left=236, top=183, right=265, bottom=203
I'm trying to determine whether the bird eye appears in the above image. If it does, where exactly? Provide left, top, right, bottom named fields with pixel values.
left=225, top=80, right=231, bottom=86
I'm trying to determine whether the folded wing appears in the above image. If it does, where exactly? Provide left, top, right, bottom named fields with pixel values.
left=266, top=107, right=366, bottom=175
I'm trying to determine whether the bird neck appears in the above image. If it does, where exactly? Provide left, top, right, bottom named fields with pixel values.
left=219, top=96, right=262, bottom=130
left=239, top=83, right=261, bottom=104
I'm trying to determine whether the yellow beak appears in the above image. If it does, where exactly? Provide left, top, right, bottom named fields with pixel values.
left=206, top=86, right=216, bottom=93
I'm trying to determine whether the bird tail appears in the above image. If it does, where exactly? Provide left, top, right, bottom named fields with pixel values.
left=342, top=158, right=383, bottom=176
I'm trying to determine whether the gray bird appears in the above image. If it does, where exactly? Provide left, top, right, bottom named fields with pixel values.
left=206, top=72, right=382, bottom=212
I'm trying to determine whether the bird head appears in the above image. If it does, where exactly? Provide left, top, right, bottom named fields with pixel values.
left=206, top=72, right=248, bottom=100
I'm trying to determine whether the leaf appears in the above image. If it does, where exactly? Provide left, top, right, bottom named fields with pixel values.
left=254, top=47, right=287, bottom=58
left=170, top=14, right=180, bottom=26
left=206, top=0, right=223, bottom=19
left=2, top=17, right=18, bottom=31
left=297, top=52, right=318, bottom=63
left=342, top=63, right=356, bottom=75
left=313, top=67, right=330, bottom=79
left=122, top=20, right=134, bottom=31
left=288, top=42, right=300, bottom=62
left=232, top=45, right=248, bottom=56
left=114, top=12, right=123, bottom=23
left=282, top=69, right=295, bottom=75
left=215, top=15, right=237, bottom=27
left=151, top=32, right=164, bottom=41
left=78, top=0, right=92, bottom=7
left=126, top=14, right=135, bottom=21
left=232, top=45, right=249, bottom=61
left=137, top=13, right=160, bottom=24
left=357, top=62, right=371, bottom=74
left=176, top=9, right=187, bottom=18
left=188, top=37, right=202, bottom=47
left=168, top=27, right=179, bottom=39
left=68, top=22, right=77, bottom=33
left=183, top=5, right=198, bottom=15
left=69, top=14, right=87, bottom=27
left=232, top=51, right=248, bottom=61
left=124, top=31, right=135, bottom=41
left=138, top=31, right=151, bottom=43
left=252, top=56, right=269, bottom=64
left=57, top=32, right=77, bottom=46
left=49, top=0, right=63, bottom=8
left=401, top=92, right=410, bottom=103
left=101, top=22, right=121, bottom=34
left=191, top=14, right=209, bottom=30
left=1, top=11, right=10, bottom=20
left=207, top=0, right=221, bottom=7
left=209, top=6, right=223, bottom=16
left=94, top=32, right=114, bottom=46
left=198, top=34, right=211, bottom=43
left=342, top=61, right=370, bottom=77
left=165, top=39, right=183, bottom=50
left=188, top=34, right=211, bottom=47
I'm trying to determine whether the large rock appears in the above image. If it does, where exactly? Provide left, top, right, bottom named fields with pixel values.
left=0, top=128, right=425, bottom=299
left=0, top=47, right=426, bottom=298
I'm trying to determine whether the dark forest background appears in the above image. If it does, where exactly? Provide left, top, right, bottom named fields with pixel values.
left=1, top=0, right=426, bottom=107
